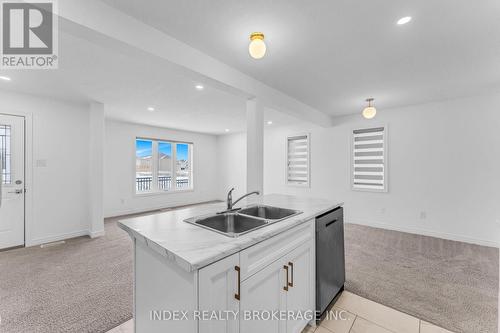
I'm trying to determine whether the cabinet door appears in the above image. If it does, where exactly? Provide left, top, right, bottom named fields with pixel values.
left=240, top=259, right=287, bottom=333
left=199, top=253, right=240, bottom=333
left=285, top=241, right=314, bottom=333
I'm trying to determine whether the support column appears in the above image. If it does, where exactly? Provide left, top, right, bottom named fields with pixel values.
left=89, top=102, right=105, bottom=237
left=246, top=98, right=264, bottom=194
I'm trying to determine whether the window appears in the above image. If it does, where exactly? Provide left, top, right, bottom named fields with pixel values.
left=352, top=126, right=387, bottom=192
left=286, top=133, right=310, bottom=186
left=0, top=125, right=11, bottom=184
left=135, top=138, right=193, bottom=193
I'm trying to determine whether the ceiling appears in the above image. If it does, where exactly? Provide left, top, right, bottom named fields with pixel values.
left=0, top=32, right=297, bottom=134
left=101, top=0, right=500, bottom=116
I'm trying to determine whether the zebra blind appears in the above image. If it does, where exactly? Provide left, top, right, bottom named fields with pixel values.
left=352, top=127, right=386, bottom=191
left=287, top=134, right=309, bottom=186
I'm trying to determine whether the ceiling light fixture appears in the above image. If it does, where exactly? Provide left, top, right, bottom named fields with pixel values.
left=267, top=120, right=273, bottom=125
left=397, top=16, right=412, bottom=25
left=195, top=84, right=204, bottom=90
left=249, top=32, right=266, bottom=59
left=147, top=107, right=155, bottom=112
left=224, top=128, right=230, bottom=132
left=0, top=75, right=12, bottom=81
left=362, top=98, right=377, bottom=119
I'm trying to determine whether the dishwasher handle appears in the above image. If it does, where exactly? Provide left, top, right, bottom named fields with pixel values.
left=325, top=219, right=338, bottom=227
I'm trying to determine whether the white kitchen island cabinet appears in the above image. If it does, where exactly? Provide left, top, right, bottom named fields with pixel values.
left=119, top=194, right=342, bottom=333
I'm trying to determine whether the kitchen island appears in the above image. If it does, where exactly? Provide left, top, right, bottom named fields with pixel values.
left=119, top=194, right=343, bottom=333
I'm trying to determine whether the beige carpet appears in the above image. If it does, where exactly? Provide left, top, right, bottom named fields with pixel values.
left=0, top=217, right=497, bottom=333
left=0, top=219, right=134, bottom=333
left=344, top=223, right=499, bottom=333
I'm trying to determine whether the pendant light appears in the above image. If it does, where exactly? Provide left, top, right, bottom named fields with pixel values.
left=362, top=98, right=377, bottom=119
left=249, top=32, right=266, bottom=59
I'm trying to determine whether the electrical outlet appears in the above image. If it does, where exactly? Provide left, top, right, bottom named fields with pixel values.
left=120, top=198, right=125, bottom=204
left=380, top=208, right=386, bottom=214
left=420, top=211, right=427, bottom=219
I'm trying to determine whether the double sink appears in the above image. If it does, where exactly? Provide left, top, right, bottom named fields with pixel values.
left=184, top=205, right=303, bottom=237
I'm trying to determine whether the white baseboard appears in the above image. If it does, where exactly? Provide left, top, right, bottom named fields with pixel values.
left=103, top=199, right=221, bottom=218
left=347, top=219, right=500, bottom=248
left=26, top=229, right=90, bottom=247
left=88, top=229, right=105, bottom=238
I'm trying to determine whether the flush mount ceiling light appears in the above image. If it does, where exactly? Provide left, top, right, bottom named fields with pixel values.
left=0, top=75, right=11, bottom=81
left=147, top=107, right=155, bottom=112
left=224, top=128, right=230, bottom=132
left=267, top=120, right=273, bottom=125
left=195, top=84, right=204, bottom=90
left=362, top=98, right=377, bottom=119
left=397, top=16, right=412, bottom=25
left=249, top=32, right=266, bottom=59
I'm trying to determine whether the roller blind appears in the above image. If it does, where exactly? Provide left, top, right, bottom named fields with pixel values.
left=287, top=134, right=309, bottom=186
left=352, top=127, right=386, bottom=191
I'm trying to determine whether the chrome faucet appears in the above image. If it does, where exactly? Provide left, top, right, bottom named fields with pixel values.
left=226, top=188, right=260, bottom=211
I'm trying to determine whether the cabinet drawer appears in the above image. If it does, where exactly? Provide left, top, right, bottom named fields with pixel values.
left=239, top=219, right=314, bottom=281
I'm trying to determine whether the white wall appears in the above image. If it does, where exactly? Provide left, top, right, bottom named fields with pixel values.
left=0, top=90, right=96, bottom=246
left=216, top=132, right=247, bottom=200
left=104, top=120, right=219, bottom=217
left=221, top=93, right=500, bottom=247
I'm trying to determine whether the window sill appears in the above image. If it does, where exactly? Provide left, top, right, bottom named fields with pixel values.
left=135, top=188, right=195, bottom=197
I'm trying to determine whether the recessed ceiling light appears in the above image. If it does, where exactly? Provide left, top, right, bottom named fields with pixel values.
left=147, top=107, right=155, bottom=112
left=0, top=76, right=11, bottom=81
left=195, top=85, right=204, bottom=90
left=397, top=16, right=412, bottom=25
left=267, top=120, right=273, bottom=125
left=224, top=128, right=230, bottom=132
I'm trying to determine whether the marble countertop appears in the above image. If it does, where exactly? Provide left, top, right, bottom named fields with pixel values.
left=118, top=194, right=342, bottom=272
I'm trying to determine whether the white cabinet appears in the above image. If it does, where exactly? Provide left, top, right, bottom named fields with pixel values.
left=199, top=219, right=315, bottom=333
left=240, top=258, right=287, bottom=333
left=199, top=253, right=240, bottom=333
left=285, top=242, right=314, bottom=333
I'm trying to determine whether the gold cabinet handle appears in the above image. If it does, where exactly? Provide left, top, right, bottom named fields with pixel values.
left=288, top=262, right=294, bottom=287
left=235, top=266, right=241, bottom=300
left=283, top=265, right=289, bottom=291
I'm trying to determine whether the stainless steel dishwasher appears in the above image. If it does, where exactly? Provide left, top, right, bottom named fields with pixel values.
left=316, top=207, right=345, bottom=319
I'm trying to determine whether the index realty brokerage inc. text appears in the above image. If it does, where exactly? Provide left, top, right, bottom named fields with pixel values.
left=150, top=310, right=350, bottom=321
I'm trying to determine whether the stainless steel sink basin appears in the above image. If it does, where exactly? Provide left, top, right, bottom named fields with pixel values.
left=185, top=213, right=268, bottom=237
left=184, top=205, right=303, bottom=237
left=238, top=205, right=302, bottom=221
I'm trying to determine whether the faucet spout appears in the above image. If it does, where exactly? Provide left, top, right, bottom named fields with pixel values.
left=230, top=190, right=260, bottom=209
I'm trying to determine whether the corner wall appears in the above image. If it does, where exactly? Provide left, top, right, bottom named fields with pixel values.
left=103, top=120, right=219, bottom=217
left=264, top=93, right=500, bottom=247
left=218, top=93, right=500, bottom=247
left=0, top=90, right=95, bottom=246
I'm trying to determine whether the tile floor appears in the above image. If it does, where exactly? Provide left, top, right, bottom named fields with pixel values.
left=107, top=291, right=454, bottom=333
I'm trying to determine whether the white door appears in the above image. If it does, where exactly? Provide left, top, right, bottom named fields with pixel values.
left=285, top=242, right=313, bottom=333
left=0, top=114, right=25, bottom=249
left=199, top=253, right=240, bottom=333
left=240, top=259, right=287, bottom=333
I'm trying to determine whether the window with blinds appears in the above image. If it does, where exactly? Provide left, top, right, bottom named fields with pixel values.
left=286, top=134, right=309, bottom=186
left=352, top=126, right=387, bottom=192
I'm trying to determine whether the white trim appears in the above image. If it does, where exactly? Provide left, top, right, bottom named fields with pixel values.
left=103, top=199, right=220, bottom=219
left=346, top=218, right=500, bottom=248
left=26, top=229, right=89, bottom=247
left=88, top=229, right=105, bottom=238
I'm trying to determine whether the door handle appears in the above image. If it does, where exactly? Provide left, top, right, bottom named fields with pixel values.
left=234, top=266, right=241, bottom=300
left=283, top=265, right=289, bottom=291
left=288, top=262, right=294, bottom=287
left=8, top=189, right=23, bottom=194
